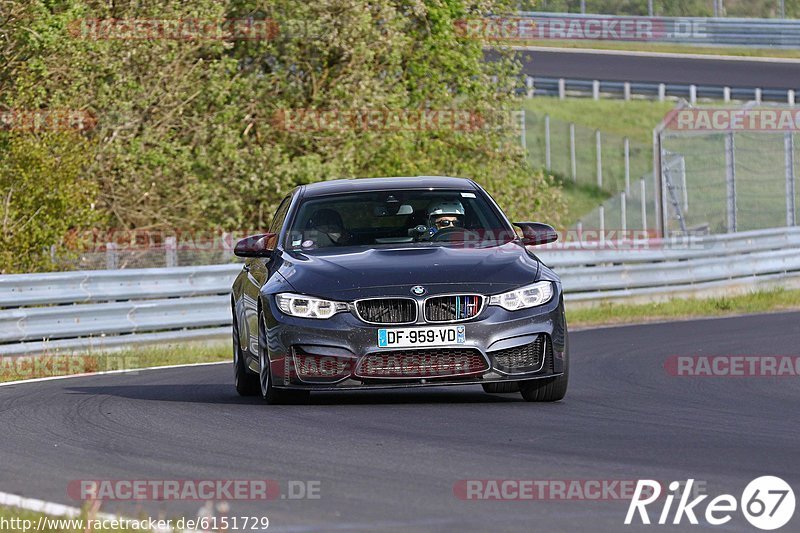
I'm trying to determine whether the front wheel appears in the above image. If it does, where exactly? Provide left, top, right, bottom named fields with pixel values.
left=233, top=314, right=259, bottom=396
left=518, top=358, right=568, bottom=402
left=258, top=310, right=310, bottom=405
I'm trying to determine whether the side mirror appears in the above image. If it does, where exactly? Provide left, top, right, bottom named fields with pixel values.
left=514, top=222, right=558, bottom=246
left=234, top=233, right=277, bottom=257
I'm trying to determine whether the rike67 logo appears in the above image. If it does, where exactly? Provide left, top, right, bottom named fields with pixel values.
left=626, top=477, right=795, bottom=530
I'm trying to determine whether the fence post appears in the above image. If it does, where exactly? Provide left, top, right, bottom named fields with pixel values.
left=653, top=128, right=664, bottom=237
left=689, top=85, right=697, bottom=105
left=592, top=80, right=600, bottom=100
left=105, top=243, right=118, bottom=270
left=621, top=192, right=627, bottom=233
left=789, top=89, right=796, bottom=106
left=680, top=157, right=688, bottom=212
left=165, top=236, right=177, bottom=267
left=526, top=76, right=534, bottom=98
left=623, top=81, right=631, bottom=101
left=786, top=132, right=796, bottom=226
left=755, top=88, right=762, bottom=104
left=595, top=129, right=603, bottom=188
left=599, top=205, right=605, bottom=246
left=725, top=132, right=737, bottom=233
left=544, top=114, right=551, bottom=172
left=570, top=123, right=577, bottom=182
left=648, top=0, right=654, bottom=16
left=723, top=87, right=731, bottom=103
left=624, top=137, right=631, bottom=194
left=658, top=84, right=666, bottom=102
left=558, top=78, right=566, bottom=100
left=640, top=178, right=647, bottom=233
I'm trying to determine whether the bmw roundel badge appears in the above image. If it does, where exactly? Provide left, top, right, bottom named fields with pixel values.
left=411, top=286, right=427, bottom=296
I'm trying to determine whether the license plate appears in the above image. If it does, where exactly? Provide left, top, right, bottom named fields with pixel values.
left=377, top=326, right=466, bottom=348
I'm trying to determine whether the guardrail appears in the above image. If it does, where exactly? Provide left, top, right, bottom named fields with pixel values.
left=520, top=12, right=800, bottom=48
left=2, top=227, right=799, bottom=356
left=524, top=77, right=797, bottom=104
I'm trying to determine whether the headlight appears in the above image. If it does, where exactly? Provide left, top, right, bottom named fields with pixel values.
left=489, top=281, right=553, bottom=311
left=275, top=293, right=349, bottom=319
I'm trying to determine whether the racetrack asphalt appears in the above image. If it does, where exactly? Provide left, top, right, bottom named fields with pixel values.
left=1, top=311, right=799, bottom=532
left=513, top=49, right=800, bottom=89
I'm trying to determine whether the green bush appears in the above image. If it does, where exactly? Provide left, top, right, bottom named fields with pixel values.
left=0, top=0, right=565, bottom=272
left=0, top=133, right=102, bottom=273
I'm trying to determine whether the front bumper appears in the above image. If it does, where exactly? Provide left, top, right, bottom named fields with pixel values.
left=261, top=293, right=568, bottom=391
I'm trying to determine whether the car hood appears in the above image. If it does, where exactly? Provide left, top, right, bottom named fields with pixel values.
left=276, top=242, right=541, bottom=300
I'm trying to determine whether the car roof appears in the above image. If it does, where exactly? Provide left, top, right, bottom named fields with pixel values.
left=299, top=176, right=479, bottom=197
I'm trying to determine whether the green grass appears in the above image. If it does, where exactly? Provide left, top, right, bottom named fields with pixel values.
left=567, top=287, right=800, bottom=328
left=523, top=97, right=673, bottom=145
left=558, top=179, right=612, bottom=226
left=0, top=342, right=228, bottom=384
left=515, top=40, right=800, bottom=59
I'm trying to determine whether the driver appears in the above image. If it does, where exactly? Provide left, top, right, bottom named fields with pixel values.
left=423, top=200, right=465, bottom=239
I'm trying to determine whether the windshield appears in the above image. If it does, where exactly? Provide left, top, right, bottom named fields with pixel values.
left=286, top=189, right=515, bottom=251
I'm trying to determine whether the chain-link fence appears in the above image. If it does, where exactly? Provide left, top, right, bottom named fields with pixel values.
left=657, top=104, right=800, bottom=235
left=524, top=111, right=658, bottom=231
left=53, top=234, right=243, bottom=270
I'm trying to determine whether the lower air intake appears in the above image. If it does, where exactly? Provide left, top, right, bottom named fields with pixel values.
left=356, top=348, right=488, bottom=379
left=491, top=335, right=548, bottom=373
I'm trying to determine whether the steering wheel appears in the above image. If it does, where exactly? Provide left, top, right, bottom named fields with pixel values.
left=430, top=226, right=464, bottom=242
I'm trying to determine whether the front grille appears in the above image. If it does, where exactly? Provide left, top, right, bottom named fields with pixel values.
left=356, top=348, right=488, bottom=379
left=354, top=298, right=417, bottom=324
left=491, top=335, right=547, bottom=373
left=424, top=295, right=484, bottom=322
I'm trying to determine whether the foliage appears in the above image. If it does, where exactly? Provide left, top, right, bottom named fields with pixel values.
left=0, top=0, right=565, bottom=273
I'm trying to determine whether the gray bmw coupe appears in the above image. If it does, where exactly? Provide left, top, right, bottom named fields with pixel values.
left=231, top=176, right=568, bottom=403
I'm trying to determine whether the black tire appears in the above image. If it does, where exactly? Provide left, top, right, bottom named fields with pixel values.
left=233, top=313, right=259, bottom=396
left=519, top=357, right=569, bottom=402
left=258, top=310, right=310, bottom=405
left=482, top=382, right=520, bottom=394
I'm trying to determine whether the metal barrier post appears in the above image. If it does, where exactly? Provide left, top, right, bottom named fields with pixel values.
left=570, top=123, right=577, bottom=182
left=596, top=129, right=603, bottom=188
left=166, top=236, right=177, bottom=268
left=621, top=192, right=627, bottom=233
left=786, top=132, right=796, bottom=226
left=105, top=243, right=118, bottom=270
left=545, top=114, right=551, bottom=172
left=624, top=137, right=631, bottom=194
left=641, top=178, right=648, bottom=233
left=725, top=132, right=737, bottom=233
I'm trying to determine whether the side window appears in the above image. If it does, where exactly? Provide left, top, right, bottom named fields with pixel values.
left=268, top=196, right=292, bottom=234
